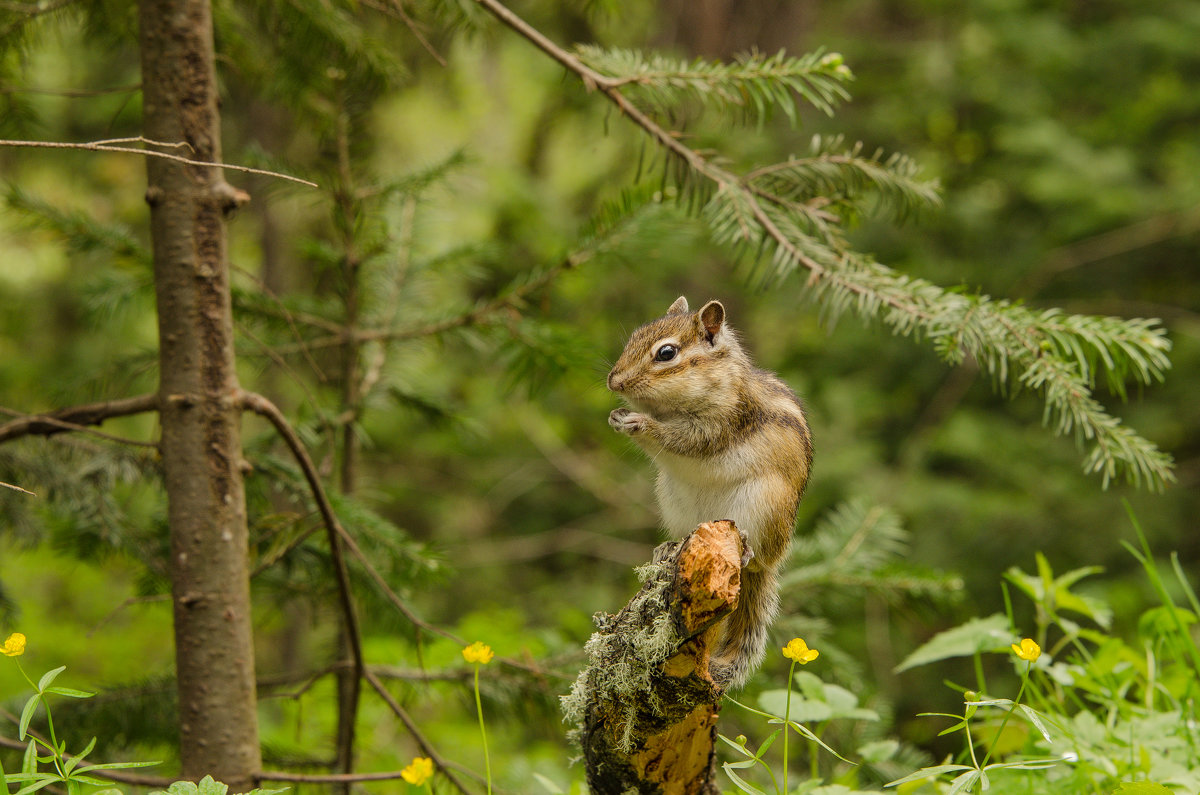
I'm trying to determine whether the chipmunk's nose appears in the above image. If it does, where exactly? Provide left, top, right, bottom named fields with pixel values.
left=607, top=370, right=622, bottom=392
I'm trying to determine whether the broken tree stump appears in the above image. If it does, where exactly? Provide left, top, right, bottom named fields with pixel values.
left=561, top=520, right=745, bottom=794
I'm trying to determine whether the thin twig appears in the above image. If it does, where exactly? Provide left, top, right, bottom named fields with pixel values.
left=358, top=0, right=447, bottom=66
left=0, top=480, right=36, bottom=496
left=362, top=669, right=475, bottom=793
left=0, top=137, right=318, bottom=188
left=0, top=82, right=141, bottom=97
left=86, top=594, right=170, bottom=637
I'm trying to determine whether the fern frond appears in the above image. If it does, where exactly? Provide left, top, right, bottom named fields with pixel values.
left=790, top=500, right=909, bottom=578
left=784, top=500, right=963, bottom=599
left=576, top=45, right=853, bottom=126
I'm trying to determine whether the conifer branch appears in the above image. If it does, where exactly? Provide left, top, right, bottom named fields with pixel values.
left=574, top=45, right=852, bottom=123
left=472, top=0, right=1175, bottom=489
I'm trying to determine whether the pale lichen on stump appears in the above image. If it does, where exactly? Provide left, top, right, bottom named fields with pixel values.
left=562, top=520, right=745, bottom=794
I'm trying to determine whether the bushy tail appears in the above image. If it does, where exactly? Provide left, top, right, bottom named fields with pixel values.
left=711, top=565, right=779, bottom=688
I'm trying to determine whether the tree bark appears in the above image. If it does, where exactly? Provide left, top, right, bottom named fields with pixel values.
left=563, top=520, right=744, bottom=795
left=137, top=0, right=262, bottom=788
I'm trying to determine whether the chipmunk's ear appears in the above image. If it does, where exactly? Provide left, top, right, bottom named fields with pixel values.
left=667, top=296, right=689, bottom=315
left=699, top=300, right=725, bottom=343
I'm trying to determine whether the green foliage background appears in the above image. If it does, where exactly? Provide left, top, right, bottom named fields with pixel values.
left=1, top=0, right=1197, bottom=791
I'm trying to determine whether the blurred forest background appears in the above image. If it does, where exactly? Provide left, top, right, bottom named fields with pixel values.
left=0, top=0, right=1197, bottom=791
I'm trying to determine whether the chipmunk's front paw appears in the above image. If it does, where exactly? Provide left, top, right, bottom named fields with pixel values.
left=609, top=408, right=646, bottom=435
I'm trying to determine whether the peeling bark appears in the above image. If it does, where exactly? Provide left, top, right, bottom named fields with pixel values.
left=564, top=521, right=744, bottom=794
left=138, top=0, right=261, bottom=788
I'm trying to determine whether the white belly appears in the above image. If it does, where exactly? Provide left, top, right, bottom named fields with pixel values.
left=654, top=445, right=777, bottom=545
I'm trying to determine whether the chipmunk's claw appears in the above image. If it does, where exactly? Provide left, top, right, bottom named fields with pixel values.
left=721, top=521, right=756, bottom=571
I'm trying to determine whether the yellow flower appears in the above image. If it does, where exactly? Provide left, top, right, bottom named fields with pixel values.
left=782, top=638, right=819, bottom=664
left=462, top=641, right=494, bottom=665
left=2, top=633, right=25, bottom=657
left=1012, top=638, right=1041, bottom=662
left=400, top=756, right=433, bottom=786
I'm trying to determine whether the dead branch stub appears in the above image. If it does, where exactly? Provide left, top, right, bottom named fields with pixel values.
left=563, top=520, right=744, bottom=794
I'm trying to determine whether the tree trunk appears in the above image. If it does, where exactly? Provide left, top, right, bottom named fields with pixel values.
left=563, top=520, right=744, bottom=794
left=138, top=0, right=262, bottom=789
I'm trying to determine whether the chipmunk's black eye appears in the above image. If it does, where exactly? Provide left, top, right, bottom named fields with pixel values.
left=654, top=344, right=678, bottom=362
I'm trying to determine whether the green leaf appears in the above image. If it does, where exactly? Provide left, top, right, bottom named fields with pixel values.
left=35, top=666, right=66, bottom=693
left=77, top=760, right=162, bottom=772
left=981, top=758, right=1058, bottom=772
left=532, top=772, right=565, bottom=794
left=198, top=775, right=229, bottom=795
left=754, top=729, right=782, bottom=759
left=18, top=693, right=40, bottom=741
left=769, top=718, right=854, bottom=764
left=947, top=768, right=982, bottom=795
left=723, top=758, right=759, bottom=770
left=717, top=733, right=756, bottom=759
left=14, top=776, right=59, bottom=795
left=721, top=764, right=769, bottom=795
left=894, top=614, right=1013, bottom=672
left=63, top=735, right=96, bottom=775
left=885, top=763, right=973, bottom=788
left=1138, top=605, right=1197, bottom=639
left=1017, top=705, right=1053, bottom=742
left=43, top=687, right=94, bottom=699
left=759, top=688, right=832, bottom=722
left=148, top=782, right=199, bottom=795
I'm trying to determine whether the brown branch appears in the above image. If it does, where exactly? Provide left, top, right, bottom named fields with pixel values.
left=239, top=391, right=365, bottom=665
left=238, top=390, right=476, bottom=792
left=0, top=480, right=36, bottom=496
left=358, top=0, right=447, bottom=67
left=450, top=521, right=651, bottom=567
left=1017, top=204, right=1200, bottom=297
left=241, top=391, right=571, bottom=682
left=0, top=137, right=318, bottom=188
left=266, top=253, right=582, bottom=359
left=0, top=393, right=159, bottom=443
left=362, top=669, right=475, bottom=793
left=259, top=768, right=434, bottom=784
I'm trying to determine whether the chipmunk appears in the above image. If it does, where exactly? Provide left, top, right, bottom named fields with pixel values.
left=607, top=296, right=812, bottom=688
